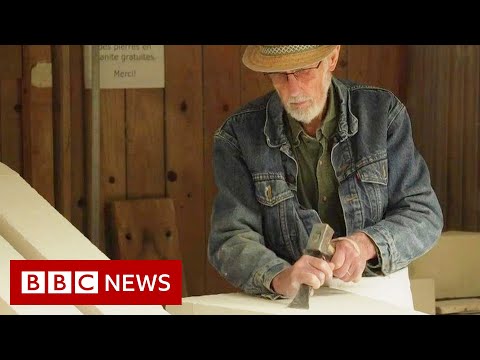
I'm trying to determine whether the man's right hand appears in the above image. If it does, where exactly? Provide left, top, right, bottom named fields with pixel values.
left=271, top=255, right=335, bottom=298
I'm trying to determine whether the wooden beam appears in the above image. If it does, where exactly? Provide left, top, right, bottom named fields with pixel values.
left=69, top=45, right=87, bottom=234
left=203, top=45, right=241, bottom=295
left=52, top=45, right=72, bottom=221
left=0, top=45, right=22, bottom=80
left=21, top=45, right=55, bottom=206
left=462, top=46, right=480, bottom=230
left=125, top=88, right=165, bottom=199
left=110, top=198, right=187, bottom=297
left=0, top=79, right=22, bottom=174
left=446, top=47, right=465, bottom=229
left=165, top=45, right=205, bottom=296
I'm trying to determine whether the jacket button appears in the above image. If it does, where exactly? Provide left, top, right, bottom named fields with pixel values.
left=286, top=174, right=295, bottom=184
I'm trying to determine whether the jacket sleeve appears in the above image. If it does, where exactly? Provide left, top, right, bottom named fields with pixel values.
left=361, top=104, right=444, bottom=275
left=207, top=129, right=290, bottom=297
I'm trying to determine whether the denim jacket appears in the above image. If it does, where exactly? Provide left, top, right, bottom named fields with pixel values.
left=208, top=77, right=443, bottom=298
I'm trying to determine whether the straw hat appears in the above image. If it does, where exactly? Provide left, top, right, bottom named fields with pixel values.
left=242, top=45, right=337, bottom=73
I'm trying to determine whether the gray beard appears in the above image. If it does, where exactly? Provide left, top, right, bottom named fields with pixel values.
left=285, top=99, right=323, bottom=125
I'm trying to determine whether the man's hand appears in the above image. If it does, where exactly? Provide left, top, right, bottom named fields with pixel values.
left=271, top=255, right=335, bottom=298
left=330, top=232, right=377, bottom=283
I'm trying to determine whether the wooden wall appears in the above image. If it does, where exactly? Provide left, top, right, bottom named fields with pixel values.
left=0, top=46, right=22, bottom=177
left=0, top=45, right=477, bottom=297
left=406, top=46, right=480, bottom=232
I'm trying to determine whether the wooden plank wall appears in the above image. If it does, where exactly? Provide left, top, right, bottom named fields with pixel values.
left=1, top=45, right=478, bottom=297
left=52, top=45, right=72, bottom=221
left=22, top=46, right=55, bottom=206
left=0, top=46, right=22, bottom=176
left=346, top=45, right=408, bottom=101
left=165, top=46, right=205, bottom=296
left=203, top=45, right=242, bottom=294
left=69, top=45, right=87, bottom=234
left=406, top=45, right=480, bottom=232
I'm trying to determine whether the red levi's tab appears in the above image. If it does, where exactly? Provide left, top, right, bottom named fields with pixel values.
left=9, top=260, right=182, bottom=305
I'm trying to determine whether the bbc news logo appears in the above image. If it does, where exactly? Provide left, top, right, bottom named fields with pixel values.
left=10, top=260, right=182, bottom=305
left=21, top=271, right=100, bottom=294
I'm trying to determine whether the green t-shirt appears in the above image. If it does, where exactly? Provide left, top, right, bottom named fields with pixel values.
left=284, top=85, right=346, bottom=236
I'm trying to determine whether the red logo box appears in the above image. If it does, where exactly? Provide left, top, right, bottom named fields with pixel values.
left=10, top=260, right=182, bottom=305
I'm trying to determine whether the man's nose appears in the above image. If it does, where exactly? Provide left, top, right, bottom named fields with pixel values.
left=285, top=74, right=302, bottom=96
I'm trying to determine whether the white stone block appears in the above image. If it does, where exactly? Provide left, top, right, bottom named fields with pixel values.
left=325, top=266, right=415, bottom=310
left=0, top=162, right=168, bottom=315
left=0, top=235, right=82, bottom=315
left=167, top=266, right=421, bottom=315
left=166, top=288, right=425, bottom=315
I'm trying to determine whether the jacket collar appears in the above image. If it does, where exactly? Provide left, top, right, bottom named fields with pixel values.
left=264, top=77, right=358, bottom=148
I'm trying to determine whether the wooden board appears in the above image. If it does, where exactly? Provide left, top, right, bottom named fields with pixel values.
left=0, top=45, right=22, bottom=80
left=165, top=45, right=205, bottom=296
left=52, top=45, right=72, bottom=221
left=461, top=46, right=479, bottom=230
left=347, top=45, right=407, bottom=100
left=431, top=46, right=449, bottom=227
left=126, top=88, right=165, bottom=199
left=406, top=46, right=448, bottom=229
left=447, top=47, right=465, bottom=229
left=85, top=89, right=126, bottom=254
left=21, top=45, right=55, bottom=206
left=0, top=79, right=22, bottom=174
left=109, top=198, right=187, bottom=296
left=406, top=45, right=480, bottom=231
left=203, top=45, right=241, bottom=295
left=110, top=198, right=182, bottom=260
left=101, top=89, right=127, bottom=253
left=69, top=45, right=87, bottom=235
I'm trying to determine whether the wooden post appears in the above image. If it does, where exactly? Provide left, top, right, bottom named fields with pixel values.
left=21, top=45, right=55, bottom=206
left=165, top=46, right=205, bottom=296
left=88, top=45, right=101, bottom=248
left=69, top=45, right=87, bottom=235
left=52, top=45, right=72, bottom=221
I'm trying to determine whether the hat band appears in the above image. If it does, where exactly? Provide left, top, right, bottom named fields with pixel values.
left=260, top=45, right=322, bottom=56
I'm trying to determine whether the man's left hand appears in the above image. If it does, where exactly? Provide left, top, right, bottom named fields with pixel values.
left=330, top=232, right=377, bottom=283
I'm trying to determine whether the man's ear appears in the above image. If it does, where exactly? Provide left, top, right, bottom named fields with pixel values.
left=328, top=45, right=341, bottom=72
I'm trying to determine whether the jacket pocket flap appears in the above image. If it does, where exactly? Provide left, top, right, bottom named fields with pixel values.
left=253, top=175, right=294, bottom=207
left=357, top=159, right=388, bottom=185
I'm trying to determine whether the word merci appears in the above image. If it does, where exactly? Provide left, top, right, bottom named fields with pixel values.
left=10, top=260, right=182, bottom=305
left=114, top=70, right=136, bottom=78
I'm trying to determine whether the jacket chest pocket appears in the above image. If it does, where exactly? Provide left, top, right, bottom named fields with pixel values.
left=355, top=159, right=388, bottom=223
left=254, top=175, right=294, bottom=206
left=253, top=174, right=298, bottom=262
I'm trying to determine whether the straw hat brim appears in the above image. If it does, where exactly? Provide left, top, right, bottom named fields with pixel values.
left=242, top=45, right=337, bottom=73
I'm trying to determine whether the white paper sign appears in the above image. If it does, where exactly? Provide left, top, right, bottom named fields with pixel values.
left=84, top=45, right=164, bottom=89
